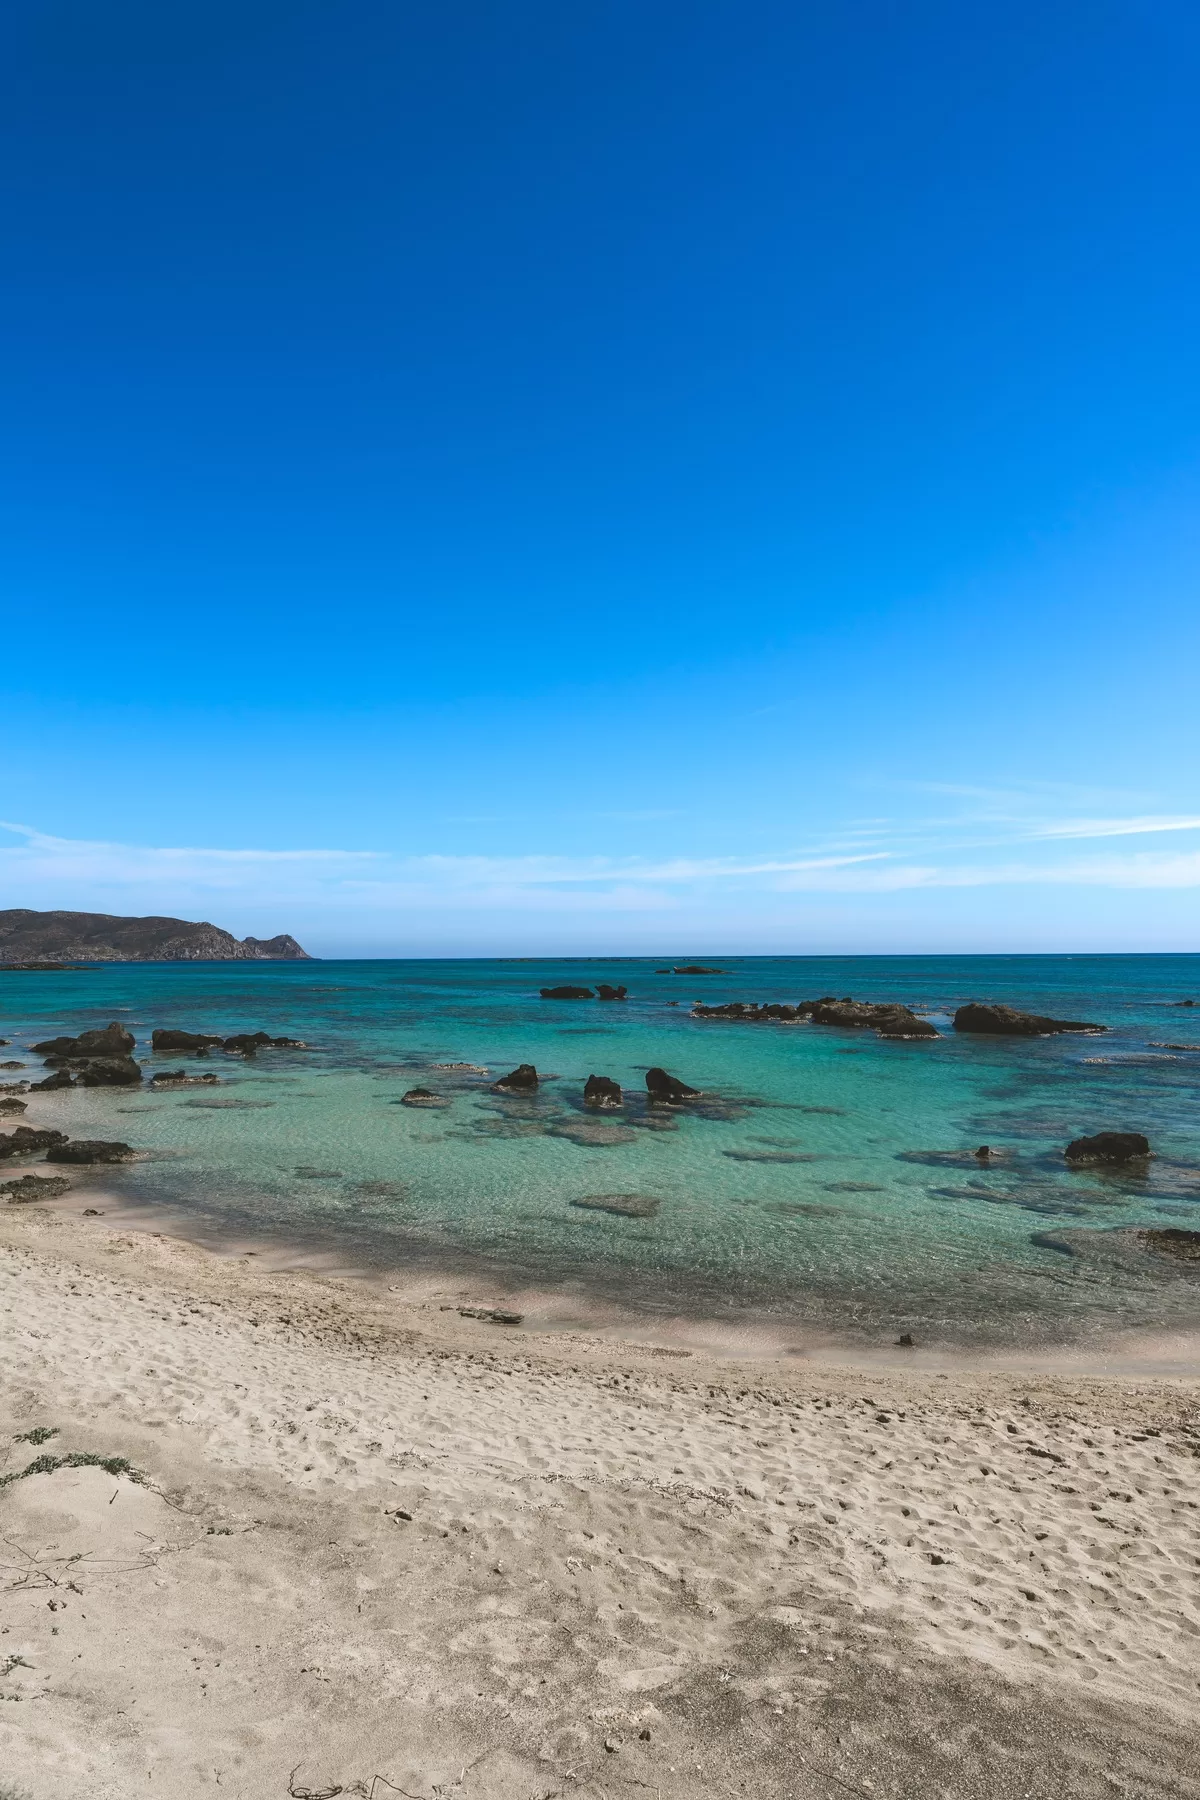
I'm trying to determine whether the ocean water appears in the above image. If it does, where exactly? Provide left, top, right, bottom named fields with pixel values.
left=3, top=955, right=1199, bottom=1349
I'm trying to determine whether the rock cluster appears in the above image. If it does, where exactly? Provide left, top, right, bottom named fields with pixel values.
left=540, top=986, right=595, bottom=1000
left=0, top=1127, right=68, bottom=1158
left=30, top=1021, right=143, bottom=1085
left=46, top=1140, right=136, bottom=1164
left=596, top=985, right=627, bottom=1001
left=693, top=997, right=937, bottom=1037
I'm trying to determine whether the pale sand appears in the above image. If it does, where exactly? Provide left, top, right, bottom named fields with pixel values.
left=1, top=1200, right=1198, bottom=1799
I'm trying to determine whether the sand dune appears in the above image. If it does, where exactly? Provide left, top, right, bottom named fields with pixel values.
left=1, top=1201, right=1198, bottom=1798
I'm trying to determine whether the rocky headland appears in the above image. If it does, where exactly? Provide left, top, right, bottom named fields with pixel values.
left=0, top=909, right=310, bottom=965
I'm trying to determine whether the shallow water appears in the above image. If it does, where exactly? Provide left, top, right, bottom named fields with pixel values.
left=3, top=955, right=1199, bottom=1348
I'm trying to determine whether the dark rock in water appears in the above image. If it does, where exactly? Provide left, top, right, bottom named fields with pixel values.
left=2, top=1173, right=72, bottom=1203
left=897, top=1333, right=915, bottom=1347
left=76, top=1056, right=143, bottom=1087
left=655, top=968, right=671, bottom=974
left=1174, top=999, right=1196, bottom=1007
left=294, top=1166, right=342, bottom=1178
left=35, top=1022, right=136, bottom=1060
left=1, top=1061, right=25, bottom=1070
left=954, top=1003, right=1106, bottom=1036
left=46, top=1140, right=136, bottom=1164
left=975, top=1145, right=992, bottom=1160
left=30, top=1068, right=75, bottom=1090
left=150, top=1070, right=220, bottom=1087
left=803, top=999, right=938, bottom=1038
left=1139, top=1228, right=1200, bottom=1262
left=645, top=1067, right=699, bottom=1106
left=1064, top=1131, right=1152, bottom=1164
left=223, top=1031, right=308, bottom=1056
left=540, top=985, right=595, bottom=1000
left=673, top=965, right=723, bottom=975
left=584, top=1074, right=623, bottom=1110
left=152, top=1029, right=225, bottom=1052
left=401, top=1086, right=447, bottom=1107
left=595, top=984, right=627, bottom=1001
left=571, top=1193, right=661, bottom=1218
left=0, top=1126, right=69, bottom=1158
left=491, top=1064, right=539, bottom=1093
left=0, top=1097, right=27, bottom=1115
left=457, top=1306, right=523, bottom=1324
left=724, top=1149, right=816, bottom=1163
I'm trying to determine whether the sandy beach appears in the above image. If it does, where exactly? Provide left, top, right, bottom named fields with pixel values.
left=0, top=1197, right=1196, bottom=1799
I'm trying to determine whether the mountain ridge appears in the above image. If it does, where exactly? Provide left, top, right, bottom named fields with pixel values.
left=0, top=909, right=311, bottom=964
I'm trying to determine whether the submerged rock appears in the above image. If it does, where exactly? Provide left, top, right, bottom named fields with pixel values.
left=491, top=1064, right=539, bottom=1093
left=151, top=1029, right=225, bottom=1052
left=46, top=1140, right=136, bottom=1164
left=33, top=1021, right=135, bottom=1060
left=0, top=1126, right=69, bottom=1158
left=645, top=1067, right=699, bottom=1106
left=694, top=998, right=936, bottom=1036
left=547, top=1119, right=638, bottom=1147
left=1064, top=1131, right=1152, bottom=1164
left=583, top=1074, right=623, bottom=1110
left=954, top=1002, right=1106, bottom=1036
left=150, top=1070, right=220, bottom=1087
left=540, top=985, right=595, bottom=1000
left=673, top=965, right=723, bottom=975
left=2, top=1173, right=72, bottom=1203
left=29, top=1068, right=75, bottom=1091
left=694, top=1002, right=803, bottom=1023
left=401, top=1087, right=447, bottom=1107
left=1139, top=1228, right=1200, bottom=1262
left=570, top=1193, right=661, bottom=1218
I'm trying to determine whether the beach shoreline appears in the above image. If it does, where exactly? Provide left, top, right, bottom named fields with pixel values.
left=18, top=1175, right=1200, bottom=1380
left=2, top=1196, right=1198, bottom=1797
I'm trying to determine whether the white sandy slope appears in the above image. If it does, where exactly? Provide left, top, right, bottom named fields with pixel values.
left=0, top=1203, right=1198, bottom=1800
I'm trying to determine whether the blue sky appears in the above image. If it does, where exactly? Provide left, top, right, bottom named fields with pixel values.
left=3, top=0, right=1199, bottom=955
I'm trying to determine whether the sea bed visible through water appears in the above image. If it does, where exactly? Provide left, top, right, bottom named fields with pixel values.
left=3, top=954, right=1199, bottom=1352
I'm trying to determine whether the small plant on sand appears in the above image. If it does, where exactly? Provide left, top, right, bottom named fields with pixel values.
left=0, top=1450, right=147, bottom=1491
left=13, top=1425, right=58, bottom=1446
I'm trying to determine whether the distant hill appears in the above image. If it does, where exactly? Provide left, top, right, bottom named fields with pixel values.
left=0, top=909, right=311, bottom=964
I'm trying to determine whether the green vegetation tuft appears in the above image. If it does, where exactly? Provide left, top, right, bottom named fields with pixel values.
left=0, top=1450, right=147, bottom=1491
left=14, top=1425, right=58, bottom=1446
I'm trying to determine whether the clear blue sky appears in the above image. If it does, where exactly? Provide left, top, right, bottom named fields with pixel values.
left=3, top=1, right=1199, bottom=955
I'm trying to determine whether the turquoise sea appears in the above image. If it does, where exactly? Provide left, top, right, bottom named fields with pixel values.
left=3, top=955, right=1199, bottom=1349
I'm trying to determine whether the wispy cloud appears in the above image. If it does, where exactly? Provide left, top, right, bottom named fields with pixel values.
left=4, top=811, right=1200, bottom=929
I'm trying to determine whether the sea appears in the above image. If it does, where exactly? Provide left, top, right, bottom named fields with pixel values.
left=3, top=955, right=1199, bottom=1352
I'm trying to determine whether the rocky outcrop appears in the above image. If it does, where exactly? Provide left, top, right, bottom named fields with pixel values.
left=0, top=1127, right=69, bottom=1158
left=540, top=986, right=595, bottom=999
left=583, top=1074, right=623, bottom=1109
left=673, top=965, right=723, bottom=975
left=0, top=1098, right=26, bottom=1115
left=150, top=1070, right=220, bottom=1087
left=0, top=909, right=310, bottom=964
left=76, top=1057, right=143, bottom=1087
left=34, top=1022, right=136, bottom=1059
left=2, top=1173, right=72, bottom=1202
left=151, top=1029, right=225, bottom=1052
left=1139, top=1228, right=1200, bottom=1262
left=1064, top=1132, right=1152, bottom=1164
left=29, top=1069, right=75, bottom=1091
left=222, top=1032, right=308, bottom=1056
left=401, top=1087, right=447, bottom=1107
left=46, top=1140, right=136, bottom=1164
left=491, top=1064, right=539, bottom=1093
left=595, top=985, right=628, bottom=1001
left=954, top=1003, right=1106, bottom=1036
left=693, top=998, right=937, bottom=1037
left=645, top=1067, right=699, bottom=1105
